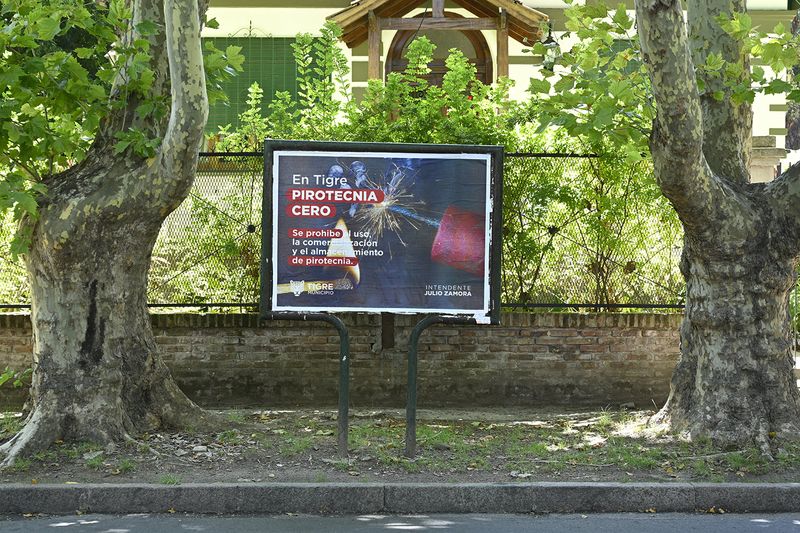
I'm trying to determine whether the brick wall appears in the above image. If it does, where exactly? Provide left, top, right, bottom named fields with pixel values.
left=0, top=312, right=681, bottom=409
left=0, top=314, right=33, bottom=409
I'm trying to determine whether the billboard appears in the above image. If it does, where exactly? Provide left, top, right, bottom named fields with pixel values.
left=262, top=141, right=503, bottom=323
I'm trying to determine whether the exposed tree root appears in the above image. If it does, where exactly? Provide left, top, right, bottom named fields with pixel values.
left=648, top=399, right=800, bottom=459
left=0, top=378, right=222, bottom=470
left=0, top=406, right=63, bottom=468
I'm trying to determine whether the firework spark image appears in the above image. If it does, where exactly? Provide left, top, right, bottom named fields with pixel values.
left=350, top=163, right=440, bottom=246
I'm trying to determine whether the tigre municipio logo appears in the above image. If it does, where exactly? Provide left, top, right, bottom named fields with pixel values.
left=289, top=280, right=305, bottom=297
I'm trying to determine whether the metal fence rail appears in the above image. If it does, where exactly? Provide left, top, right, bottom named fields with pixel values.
left=0, top=151, right=687, bottom=311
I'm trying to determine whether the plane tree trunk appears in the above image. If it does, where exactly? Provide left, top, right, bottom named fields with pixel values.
left=1, top=0, right=213, bottom=466
left=787, top=10, right=800, bottom=150
left=636, top=0, right=800, bottom=451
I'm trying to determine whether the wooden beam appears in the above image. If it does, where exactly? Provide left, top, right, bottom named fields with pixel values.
left=330, top=0, right=387, bottom=30
left=368, top=10, right=381, bottom=80
left=380, top=17, right=497, bottom=30
left=497, top=9, right=509, bottom=79
left=433, top=0, right=445, bottom=18
left=450, top=0, right=497, bottom=19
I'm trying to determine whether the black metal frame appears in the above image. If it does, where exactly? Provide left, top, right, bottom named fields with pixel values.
left=261, top=139, right=504, bottom=324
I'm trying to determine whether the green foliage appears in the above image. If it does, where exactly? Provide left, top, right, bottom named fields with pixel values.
left=85, top=453, right=105, bottom=469
left=116, top=458, right=136, bottom=474
left=0, top=0, right=244, bottom=254
left=213, top=29, right=518, bottom=148
left=344, top=37, right=518, bottom=146
left=159, top=473, right=181, bottom=485
left=267, top=21, right=351, bottom=141
left=147, top=23, right=681, bottom=308
left=526, top=1, right=653, bottom=163
left=215, top=83, right=270, bottom=153
left=515, top=1, right=681, bottom=306
left=703, top=12, right=800, bottom=106
left=0, top=210, right=29, bottom=302
left=0, top=0, right=116, bottom=180
left=502, top=129, right=682, bottom=307
left=148, top=157, right=262, bottom=304
left=204, top=41, right=246, bottom=107
left=0, top=366, right=32, bottom=390
left=1, top=19, right=685, bottom=309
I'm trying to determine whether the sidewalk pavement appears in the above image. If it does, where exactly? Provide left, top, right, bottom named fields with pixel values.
left=2, top=482, right=799, bottom=515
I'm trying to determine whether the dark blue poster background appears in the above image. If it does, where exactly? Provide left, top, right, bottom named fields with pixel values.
left=271, top=150, right=492, bottom=317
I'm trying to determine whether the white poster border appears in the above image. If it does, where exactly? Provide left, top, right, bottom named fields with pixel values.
left=271, top=149, right=494, bottom=320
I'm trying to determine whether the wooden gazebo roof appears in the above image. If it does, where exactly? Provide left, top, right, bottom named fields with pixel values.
left=328, top=0, right=548, bottom=49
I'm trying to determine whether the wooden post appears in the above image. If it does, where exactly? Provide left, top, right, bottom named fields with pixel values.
left=497, top=9, right=509, bottom=80
left=368, top=10, right=381, bottom=80
left=433, top=0, right=445, bottom=18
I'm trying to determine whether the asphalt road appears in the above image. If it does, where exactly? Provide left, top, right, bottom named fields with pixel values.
left=1, top=513, right=799, bottom=532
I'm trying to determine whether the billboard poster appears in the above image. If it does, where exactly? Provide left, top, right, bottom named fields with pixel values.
left=263, top=141, right=502, bottom=323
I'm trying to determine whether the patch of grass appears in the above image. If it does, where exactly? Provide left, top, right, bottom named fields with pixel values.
left=252, top=432, right=275, bottom=450
left=724, top=452, right=749, bottom=471
left=0, top=412, right=23, bottom=438
left=279, top=436, right=313, bottom=456
left=542, top=460, right=566, bottom=473
left=33, top=450, right=57, bottom=462
left=313, top=473, right=329, bottom=482
left=63, top=442, right=102, bottom=460
left=777, top=444, right=800, bottom=468
left=510, top=441, right=550, bottom=458
left=9, top=458, right=32, bottom=472
left=329, top=459, right=352, bottom=472
left=595, top=413, right=614, bottom=432
left=116, top=459, right=136, bottom=474
left=85, top=454, right=104, bottom=470
left=417, top=424, right=458, bottom=447
left=618, top=449, right=660, bottom=470
left=217, top=429, right=244, bottom=445
left=349, top=423, right=402, bottom=450
left=159, top=474, right=181, bottom=485
left=692, top=459, right=712, bottom=477
left=226, top=411, right=247, bottom=424
left=399, top=458, right=422, bottom=473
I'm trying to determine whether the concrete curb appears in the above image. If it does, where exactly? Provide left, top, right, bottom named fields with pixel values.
left=2, top=483, right=800, bottom=515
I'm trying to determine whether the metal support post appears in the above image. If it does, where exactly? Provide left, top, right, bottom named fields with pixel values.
left=262, top=312, right=350, bottom=457
left=405, top=315, right=476, bottom=458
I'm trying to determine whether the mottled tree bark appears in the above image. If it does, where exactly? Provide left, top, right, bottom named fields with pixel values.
left=0, top=0, right=212, bottom=466
left=787, top=10, right=800, bottom=150
left=637, top=0, right=800, bottom=452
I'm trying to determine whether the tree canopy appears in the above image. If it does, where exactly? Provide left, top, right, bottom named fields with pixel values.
left=0, top=0, right=242, bottom=254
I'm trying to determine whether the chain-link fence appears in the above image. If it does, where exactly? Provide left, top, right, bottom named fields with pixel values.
left=0, top=151, right=687, bottom=311
left=502, top=152, right=685, bottom=311
left=148, top=153, right=263, bottom=307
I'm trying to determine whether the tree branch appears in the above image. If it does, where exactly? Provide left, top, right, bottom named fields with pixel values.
left=159, top=0, right=208, bottom=197
left=765, top=161, right=800, bottom=227
left=688, top=0, right=752, bottom=184
left=97, top=0, right=170, bottom=147
left=635, top=0, right=722, bottom=231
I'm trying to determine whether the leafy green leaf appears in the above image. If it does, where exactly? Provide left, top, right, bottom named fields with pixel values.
left=135, top=20, right=158, bottom=36
left=529, top=78, right=551, bottom=95
left=35, top=15, right=62, bottom=40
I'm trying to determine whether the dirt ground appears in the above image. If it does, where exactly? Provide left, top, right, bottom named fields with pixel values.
left=2, top=408, right=799, bottom=485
